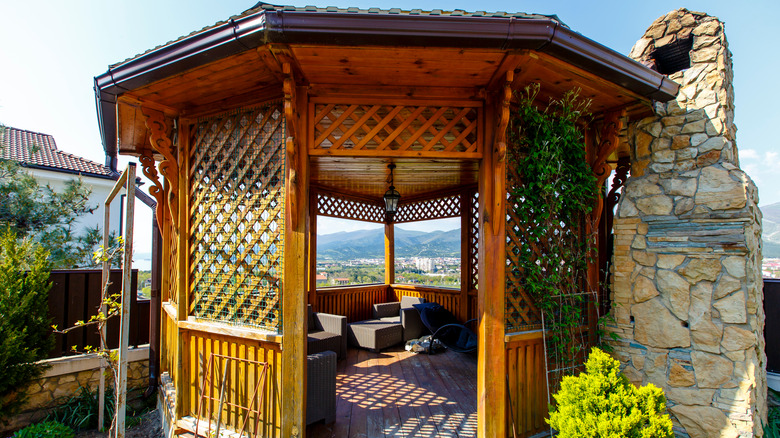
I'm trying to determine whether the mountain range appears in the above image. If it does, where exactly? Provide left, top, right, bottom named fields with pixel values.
left=316, top=202, right=780, bottom=261
left=762, top=202, right=780, bottom=258
left=317, top=227, right=460, bottom=260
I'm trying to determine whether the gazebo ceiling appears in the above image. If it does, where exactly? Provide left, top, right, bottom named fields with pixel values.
left=310, top=156, right=478, bottom=201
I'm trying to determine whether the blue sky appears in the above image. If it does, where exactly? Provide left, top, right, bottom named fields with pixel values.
left=1, top=0, right=778, bottom=246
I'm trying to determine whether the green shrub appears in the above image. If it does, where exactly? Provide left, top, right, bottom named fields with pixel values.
left=548, top=347, right=674, bottom=438
left=14, top=420, right=74, bottom=438
left=0, top=229, right=53, bottom=422
left=46, top=385, right=115, bottom=431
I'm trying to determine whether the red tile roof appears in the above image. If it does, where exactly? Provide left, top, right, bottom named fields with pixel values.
left=1, top=126, right=116, bottom=178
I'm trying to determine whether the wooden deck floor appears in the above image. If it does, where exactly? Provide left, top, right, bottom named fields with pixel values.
left=308, top=346, right=478, bottom=438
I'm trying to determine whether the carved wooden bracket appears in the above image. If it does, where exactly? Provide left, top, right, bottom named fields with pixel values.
left=589, top=109, right=625, bottom=229
left=140, top=106, right=179, bottom=231
left=491, top=70, right=513, bottom=236
left=284, top=62, right=301, bottom=229
left=138, top=149, right=167, bottom=230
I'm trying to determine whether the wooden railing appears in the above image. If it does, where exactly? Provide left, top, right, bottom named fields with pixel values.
left=48, top=269, right=148, bottom=358
left=183, top=327, right=282, bottom=437
left=315, top=284, right=389, bottom=322
left=389, top=284, right=461, bottom=319
left=505, top=331, right=548, bottom=437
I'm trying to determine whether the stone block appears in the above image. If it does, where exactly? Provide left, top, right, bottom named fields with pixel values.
left=633, top=275, right=659, bottom=303
left=695, top=166, right=747, bottom=210
left=656, top=270, right=690, bottom=320
left=714, top=275, right=741, bottom=300
left=669, top=362, right=695, bottom=387
left=632, top=250, right=657, bottom=267
left=714, top=292, right=747, bottom=324
left=679, top=258, right=721, bottom=282
left=636, top=195, right=673, bottom=215
left=633, top=298, right=690, bottom=348
left=692, top=351, right=733, bottom=388
left=657, top=254, right=686, bottom=269
left=670, top=405, right=739, bottom=438
left=691, top=319, right=722, bottom=354
left=721, top=326, right=755, bottom=351
left=666, top=387, right=715, bottom=406
left=722, top=256, right=746, bottom=278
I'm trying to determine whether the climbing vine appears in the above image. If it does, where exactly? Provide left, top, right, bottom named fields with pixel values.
left=507, top=84, right=598, bottom=392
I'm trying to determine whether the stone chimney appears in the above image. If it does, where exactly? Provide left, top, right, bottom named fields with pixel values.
left=608, top=9, right=765, bottom=437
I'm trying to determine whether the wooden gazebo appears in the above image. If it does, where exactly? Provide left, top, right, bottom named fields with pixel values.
left=94, top=4, right=677, bottom=437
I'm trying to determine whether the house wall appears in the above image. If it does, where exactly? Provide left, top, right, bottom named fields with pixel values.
left=28, top=168, right=124, bottom=237
left=607, top=9, right=765, bottom=437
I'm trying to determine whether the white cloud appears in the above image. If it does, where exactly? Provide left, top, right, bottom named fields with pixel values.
left=739, top=149, right=758, bottom=160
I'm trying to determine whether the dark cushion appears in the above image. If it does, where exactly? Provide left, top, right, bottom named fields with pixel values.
left=414, top=302, right=458, bottom=333
left=308, top=331, right=341, bottom=356
left=379, top=316, right=401, bottom=324
left=400, top=295, right=424, bottom=309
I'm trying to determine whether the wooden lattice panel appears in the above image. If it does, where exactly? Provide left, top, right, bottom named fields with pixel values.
left=311, top=103, right=481, bottom=157
left=316, top=193, right=384, bottom=223
left=166, top=219, right=178, bottom=305
left=469, top=191, right=479, bottom=292
left=505, top=162, right=543, bottom=333
left=188, top=103, right=286, bottom=331
left=395, top=194, right=461, bottom=223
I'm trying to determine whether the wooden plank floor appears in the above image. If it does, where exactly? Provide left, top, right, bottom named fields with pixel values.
left=308, top=346, right=478, bottom=438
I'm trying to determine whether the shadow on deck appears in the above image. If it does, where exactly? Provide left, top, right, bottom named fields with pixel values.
left=308, top=346, right=478, bottom=438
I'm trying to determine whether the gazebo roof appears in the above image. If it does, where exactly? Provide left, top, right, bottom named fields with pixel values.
left=94, top=3, right=678, bottom=163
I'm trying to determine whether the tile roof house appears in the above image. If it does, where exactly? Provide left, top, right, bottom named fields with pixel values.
left=1, top=126, right=154, bottom=250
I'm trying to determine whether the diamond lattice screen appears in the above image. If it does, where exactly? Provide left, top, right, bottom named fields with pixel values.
left=189, top=103, right=286, bottom=331
left=469, top=191, right=479, bottom=292
left=316, top=193, right=384, bottom=223
left=505, top=155, right=543, bottom=333
left=312, top=104, right=479, bottom=155
left=395, top=194, right=461, bottom=223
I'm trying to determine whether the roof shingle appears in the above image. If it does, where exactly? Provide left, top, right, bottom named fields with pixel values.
left=0, top=126, right=116, bottom=178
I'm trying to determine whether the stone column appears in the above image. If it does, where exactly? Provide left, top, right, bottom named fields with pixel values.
left=608, top=9, right=765, bottom=438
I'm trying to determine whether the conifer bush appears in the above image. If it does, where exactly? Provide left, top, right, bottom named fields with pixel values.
left=0, top=229, right=53, bottom=422
left=548, top=348, right=673, bottom=438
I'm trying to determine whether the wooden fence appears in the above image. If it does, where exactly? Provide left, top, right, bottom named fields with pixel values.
left=48, top=269, right=149, bottom=358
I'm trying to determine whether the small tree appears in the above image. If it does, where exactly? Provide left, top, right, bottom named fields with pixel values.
left=0, top=229, right=54, bottom=422
left=548, top=348, right=673, bottom=438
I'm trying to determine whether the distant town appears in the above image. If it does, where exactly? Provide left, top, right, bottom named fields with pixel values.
left=316, top=257, right=461, bottom=288
left=763, top=258, right=780, bottom=279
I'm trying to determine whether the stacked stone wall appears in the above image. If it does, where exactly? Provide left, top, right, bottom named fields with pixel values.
left=608, top=9, right=765, bottom=438
left=0, top=348, right=150, bottom=434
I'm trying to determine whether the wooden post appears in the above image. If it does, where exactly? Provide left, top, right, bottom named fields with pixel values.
left=459, top=188, right=471, bottom=322
left=477, top=99, right=507, bottom=438
left=281, top=84, right=309, bottom=438
left=176, top=121, right=191, bottom=418
left=308, top=191, right=318, bottom=307
left=385, top=222, right=395, bottom=285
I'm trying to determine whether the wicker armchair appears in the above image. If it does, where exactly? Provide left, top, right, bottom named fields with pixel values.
left=372, top=296, right=426, bottom=341
left=306, top=351, right=337, bottom=425
left=307, top=305, right=347, bottom=359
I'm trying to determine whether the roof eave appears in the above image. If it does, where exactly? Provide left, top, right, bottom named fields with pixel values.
left=94, top=10, right=678, bottom=158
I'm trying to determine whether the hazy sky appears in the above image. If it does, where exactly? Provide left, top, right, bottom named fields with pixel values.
left=1, top=0, right=777, bottom=247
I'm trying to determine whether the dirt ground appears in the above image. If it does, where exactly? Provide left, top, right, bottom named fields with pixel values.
left=75, top=409, right=162, bottom=438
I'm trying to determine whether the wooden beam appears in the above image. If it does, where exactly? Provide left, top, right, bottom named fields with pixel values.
left=385, top=222, right=395, bottom=285
left=491, top=70, right=513, bottom=236
left=281, top=85, right=309, bottom=438
left=478, top=96, right=507, bottom=438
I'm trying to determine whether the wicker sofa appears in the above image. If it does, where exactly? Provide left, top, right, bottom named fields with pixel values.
left=347, top=296, right=427, bottom=351
left=307, top=305, right=347, bottom=359
left=372, top=296, right=426, bottom=342
left=306, top=351, right=337, bottom=425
